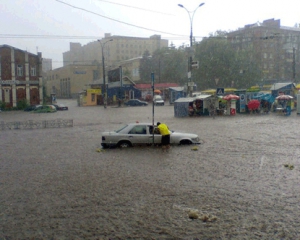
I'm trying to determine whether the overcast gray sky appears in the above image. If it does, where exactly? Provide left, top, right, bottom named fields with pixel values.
left=1, top=0, right=300, bottom=69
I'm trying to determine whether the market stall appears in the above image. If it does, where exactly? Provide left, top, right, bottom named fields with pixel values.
left=174, top=95, right=213, bottom=117
left=222, top=94, right=240, bottom=115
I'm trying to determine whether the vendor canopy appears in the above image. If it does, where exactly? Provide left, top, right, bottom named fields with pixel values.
left=252, top=93, right=275, bottom=103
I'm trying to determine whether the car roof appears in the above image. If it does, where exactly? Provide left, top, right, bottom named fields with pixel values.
left=127, top=122, right=154, bottom=126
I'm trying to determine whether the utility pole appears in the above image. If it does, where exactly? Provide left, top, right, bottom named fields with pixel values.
left=178, top=3, right=205, bottom=97
left=293, top=47, right=296, bottom=82
left=98, top=39, right=113, bottom=108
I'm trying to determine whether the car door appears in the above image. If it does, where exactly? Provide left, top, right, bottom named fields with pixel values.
left=127, top=125, right=148, bottom=145
left=148, top=125, right=162, bottom=144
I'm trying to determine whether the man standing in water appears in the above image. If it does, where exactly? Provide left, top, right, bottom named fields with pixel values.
left=157, top=122, right=171, bottom=151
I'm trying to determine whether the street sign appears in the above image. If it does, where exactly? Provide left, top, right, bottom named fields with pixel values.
left=188, top=82, right=194, bottom=87
left=151, top=72, right=154, bottom=87
left=191, top=61, right=199, bottom=69
left=216, top=88, right=224, bottom=95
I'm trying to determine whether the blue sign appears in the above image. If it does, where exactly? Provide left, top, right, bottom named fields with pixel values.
left=151, top=72, right=155, bottom=87
left=73, top=71, right=86, bottom=74
left=216, top=88, right=224, bottom=95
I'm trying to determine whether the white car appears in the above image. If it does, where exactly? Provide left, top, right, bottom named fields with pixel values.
left=153, top=95, right=164, bottom=106
left=101, top=122, right=200, bottom=148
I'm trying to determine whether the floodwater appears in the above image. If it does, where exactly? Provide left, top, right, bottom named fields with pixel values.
left=1, top=100, right=300, bottom=239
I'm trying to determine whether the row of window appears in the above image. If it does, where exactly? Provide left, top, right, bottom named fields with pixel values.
left=16, top=65, right=36, bottom=76
left=0, top=64, right=36, bottom=77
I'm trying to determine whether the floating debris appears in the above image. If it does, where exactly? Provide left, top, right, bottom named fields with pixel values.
left=191, top=146, right=198, bottom=151
left=188, top=210, right=199, bottom=219
left=96, top=148, right=105, bottom=153
left=188, top=210, right=217, bottom=222
left=284, top=164, right=294, bottom=170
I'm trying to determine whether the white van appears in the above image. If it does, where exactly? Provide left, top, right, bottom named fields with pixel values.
left=153, top=95, right=164, bottom=106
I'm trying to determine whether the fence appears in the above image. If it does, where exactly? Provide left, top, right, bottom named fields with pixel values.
left=0, top=119, right=73, bottom=130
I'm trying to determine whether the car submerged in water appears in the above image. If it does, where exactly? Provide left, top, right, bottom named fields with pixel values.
left=101, top=122, right=200, bottom=148
left=33, top=105, right=57, bottom=113
left=153, top=95, right=164, bottom=106
left=124, top=99, right=148, bottom=106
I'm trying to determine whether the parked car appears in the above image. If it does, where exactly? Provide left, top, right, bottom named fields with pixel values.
left=53, top=104, right=68, bottom=110
left=124, top=99, right=148, bottom=106
left=24, top=105, right=41, bottom=111
left=101, top=122, right=200, bottom=148
left=33, top=105, right=57, bottom=113
left=153, top=95, right=164, bottom=106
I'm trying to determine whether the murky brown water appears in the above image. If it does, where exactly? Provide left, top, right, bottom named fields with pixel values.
left=1, top=100, right=300, bottom=239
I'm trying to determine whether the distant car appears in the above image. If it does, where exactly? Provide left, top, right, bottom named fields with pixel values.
left=101, top=122, right=200, bottom=148
left=153, top=95, right=164, bottom=106
left=124, top=99, right=148, bottom=106
left=24, top=105, right=41, bottom=112
left=53, top=104, right=68, bottom=110
left=33, top=105, right=57, bottom=113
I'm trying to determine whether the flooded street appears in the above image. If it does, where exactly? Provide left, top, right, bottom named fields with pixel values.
left=1, top=99, right=300, bottom=239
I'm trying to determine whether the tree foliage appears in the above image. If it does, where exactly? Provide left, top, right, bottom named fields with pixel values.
left=139, top=50, right=152, bottom=82
left=139, top=47, right=188, bottom=84
left=193, top=32, right=261, bottom=90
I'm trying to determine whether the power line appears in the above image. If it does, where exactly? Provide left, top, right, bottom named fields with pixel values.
left=54, top=0, right=186, bottom=37
left=95, top=0, right=175, bottom=16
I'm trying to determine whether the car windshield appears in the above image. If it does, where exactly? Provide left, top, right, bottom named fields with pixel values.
left=115, top=125, right=128, bottom=133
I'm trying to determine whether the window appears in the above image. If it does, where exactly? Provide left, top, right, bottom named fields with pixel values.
left=129, top=125, right=146, bottom=134
left=30, top=67, right=36, bottom=76
left=91, top=93, right=95, bottom=102
left=93, top=70, right=99, bottom=80
left=17, top=65, right=23, bottom=76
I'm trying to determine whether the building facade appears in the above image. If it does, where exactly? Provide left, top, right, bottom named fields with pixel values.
left=63, top=33, right=168, bottom=69
left=44, top=63, right=101, bottom=98
left=227, top=19, right=300, bottom=83
left=0, top=45, right=43, bottom=107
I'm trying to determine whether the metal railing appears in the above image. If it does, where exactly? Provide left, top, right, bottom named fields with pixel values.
left=0, top=119, right=73, bottom=130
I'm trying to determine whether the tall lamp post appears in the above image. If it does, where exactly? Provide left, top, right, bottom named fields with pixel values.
left=98, top=39, right=113, bottom=108
left=178, top=3, right=205, bottom=97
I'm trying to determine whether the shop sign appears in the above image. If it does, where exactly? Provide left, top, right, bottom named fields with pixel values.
left=87, top=89, right=101, bottom=94
left=73, top=71, right=86, bottom=74
left=0, top=80, right=39, bottom=85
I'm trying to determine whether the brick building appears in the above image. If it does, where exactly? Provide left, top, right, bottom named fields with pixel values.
left=0, top=45, right=43, bottom=107
left=227, top=19, right=300, bottom=83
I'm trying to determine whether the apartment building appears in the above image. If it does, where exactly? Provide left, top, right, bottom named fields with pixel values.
left=63, top=33, right=168, bottom=68
left=0, top=44, right=43, bottom=107
left=227, top=19, right=300, bottom=83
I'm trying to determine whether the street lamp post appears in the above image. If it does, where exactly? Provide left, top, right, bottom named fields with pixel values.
left=98, top=39, right=113, bottom=108
left=178, top=3, right=205, bottom=97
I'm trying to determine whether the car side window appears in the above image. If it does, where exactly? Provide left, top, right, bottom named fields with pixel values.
left=128, top=125, right=146, bottom=134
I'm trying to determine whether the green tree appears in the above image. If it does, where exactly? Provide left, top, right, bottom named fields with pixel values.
left=139, top=50, right=153, bottom=82
left=193, top=32, right=261, bottom=90
left=145, top=47, right=188, bottom=84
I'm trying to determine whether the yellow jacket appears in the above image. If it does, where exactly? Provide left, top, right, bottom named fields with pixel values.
left=157, top=123, right=170, bottom=136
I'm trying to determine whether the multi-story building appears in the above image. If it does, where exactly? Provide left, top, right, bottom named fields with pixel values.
left=63, top=33, right=168, bottom=68
left=227, top=19, right=300, bottom=83
left=46, top=34, right=167, bottom=100
left=0, top=44, right=43, bottom=107
left=42, top=58, right=52, bottom=73
left=44, top=63, right=101, bottom=98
